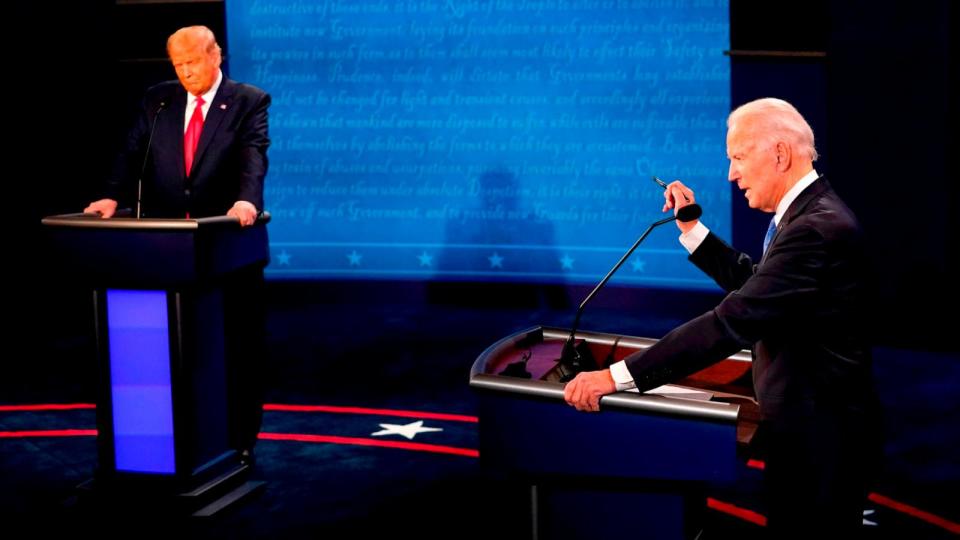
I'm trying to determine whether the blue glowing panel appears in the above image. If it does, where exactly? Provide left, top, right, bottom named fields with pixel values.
left=106, top=289, right=175, bottom=474
left=227, top=2, right=729, bottom=288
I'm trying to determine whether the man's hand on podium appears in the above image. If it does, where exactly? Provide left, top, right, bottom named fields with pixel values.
left=84, top=198, right=118, bottom=218
left=564, top=369, right=616, bottom=412
left=228, top=200, right=258, bottom=227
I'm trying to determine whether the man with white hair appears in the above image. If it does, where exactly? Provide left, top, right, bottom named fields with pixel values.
left=565, top=98, right=880, bottom=536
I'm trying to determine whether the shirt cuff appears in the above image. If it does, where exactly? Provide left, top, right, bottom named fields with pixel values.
left=609, top=361, right=636, bottom=391
left=679, top=221, right=710, bottom=254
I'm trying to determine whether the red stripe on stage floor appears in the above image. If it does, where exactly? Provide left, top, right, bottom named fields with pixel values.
left=263, top=404, right=478, bottom=423
left=0, top=402, right=479, bottom=422
left=707, top=497, right=767, bottom=526
left=0, top=403, right=96, bottom=412
left=868, top=492, right=960, bottom=534
left=0, top=429, right=97, bottom=438
left=736, top=459, right=960, bottom=533
left=258, top=432, right=479, bottom=457
left=3, top=402, right=957, bottom=534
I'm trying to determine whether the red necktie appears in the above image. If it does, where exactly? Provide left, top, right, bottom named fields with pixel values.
left=184, top=95, right=205, bottom=177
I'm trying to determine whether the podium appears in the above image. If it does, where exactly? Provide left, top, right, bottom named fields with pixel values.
left=42, top=212, right=270, bottom=515
left=470, top=326, right=758, bottom=540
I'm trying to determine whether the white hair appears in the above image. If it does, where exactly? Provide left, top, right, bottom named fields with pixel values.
left=728, top=98, right=818, bottom=161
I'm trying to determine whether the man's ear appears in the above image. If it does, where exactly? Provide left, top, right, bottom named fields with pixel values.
left=776, top=141, right=791, bottom=171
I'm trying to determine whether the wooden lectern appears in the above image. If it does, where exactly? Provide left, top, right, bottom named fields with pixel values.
left=42, top=212, right=270, bottom=515
left=470, top=326, right=759, bottom=540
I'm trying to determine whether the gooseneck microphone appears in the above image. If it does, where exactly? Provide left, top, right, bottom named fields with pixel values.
left=557, top=203, right=703, bottom=381
left=136, top=100, right=168, bottom=219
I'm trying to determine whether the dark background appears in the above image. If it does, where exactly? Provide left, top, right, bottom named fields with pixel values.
left=2, top=2, right=957, bottom=536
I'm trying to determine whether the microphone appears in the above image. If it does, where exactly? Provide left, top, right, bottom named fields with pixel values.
left=136, top=100, right=168, bottom=219
left=556, top=203, right=702, bottom=381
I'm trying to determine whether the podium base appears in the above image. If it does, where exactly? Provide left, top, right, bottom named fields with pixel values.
left=192, top=479, right=266, bottom=517
left=70, top=462, right=265, bottom=518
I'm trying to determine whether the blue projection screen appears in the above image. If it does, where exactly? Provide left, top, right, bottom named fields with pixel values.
left=226, top=1, right=730, bottom=288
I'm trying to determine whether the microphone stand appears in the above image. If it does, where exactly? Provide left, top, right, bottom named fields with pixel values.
left=136, top=102, right=167, bottom=219
left=556, top=202, right=701, bottom=381
left=558, top=214, right=679, bottom=378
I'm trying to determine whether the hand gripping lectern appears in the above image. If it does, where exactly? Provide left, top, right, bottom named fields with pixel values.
left=470, top=326, right=759, bottom=540
left=42, top=213, right=270, bottom=515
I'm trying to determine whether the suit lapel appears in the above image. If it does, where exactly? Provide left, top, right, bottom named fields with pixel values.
left=760, top=176, right=830, bottom=265
left=191, top=79, right=234, bottom=177
left=161, top=90, right=188, bottom=181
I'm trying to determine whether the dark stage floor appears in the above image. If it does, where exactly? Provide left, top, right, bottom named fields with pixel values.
left=1, top=282, right=958, bottom=538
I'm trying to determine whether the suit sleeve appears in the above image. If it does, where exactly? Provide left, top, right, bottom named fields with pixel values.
left=689, top=232, right=757, bottom=292
left=235, top=91, right=271, bottom=210
left=714, top=222, right=829, bottom=343
left=625, top=223, right=829, bottom=391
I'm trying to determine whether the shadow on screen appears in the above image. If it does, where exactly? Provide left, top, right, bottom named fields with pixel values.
left=428, top=167, right=569, bottom=309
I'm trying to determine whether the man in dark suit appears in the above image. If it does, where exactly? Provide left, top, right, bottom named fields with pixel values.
left=86, top=25, right=269, bottom=223
left=564, top=98, right=880, bottom=536
left=86, top=25, right=270, bottom=463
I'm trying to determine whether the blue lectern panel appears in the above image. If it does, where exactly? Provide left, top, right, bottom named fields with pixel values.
left=478, top=393, right=736, bottom=482
left=107, top=289, right=176, bottom=474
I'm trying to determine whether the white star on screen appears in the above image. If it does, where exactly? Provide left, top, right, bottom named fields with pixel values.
left=371, top=420, right=443, bottom=440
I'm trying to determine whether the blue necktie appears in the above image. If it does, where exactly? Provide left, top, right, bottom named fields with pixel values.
left=763, top=217, right=777, bottom=254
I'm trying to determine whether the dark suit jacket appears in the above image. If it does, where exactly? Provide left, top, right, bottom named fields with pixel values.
left=624, top=178, right=875, bottom=424
left=106, top=78, right=270, bottom=218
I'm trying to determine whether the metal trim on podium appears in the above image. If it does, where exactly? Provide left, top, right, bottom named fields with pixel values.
left=470, top=326, right=756, bottom=540
left=42, top=212, right=271, bottom=515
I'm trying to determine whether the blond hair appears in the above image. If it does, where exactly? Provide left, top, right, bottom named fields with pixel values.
left=167, top=25, right=222, bottom=59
